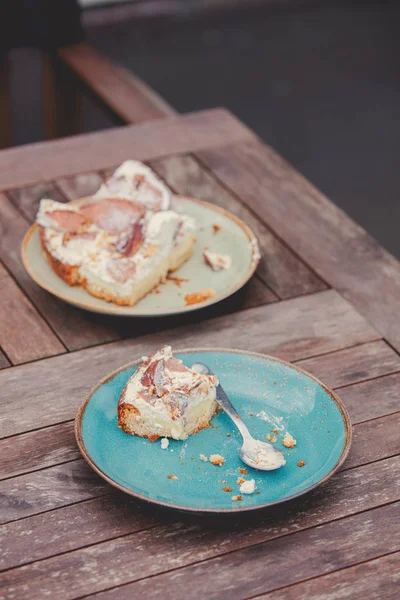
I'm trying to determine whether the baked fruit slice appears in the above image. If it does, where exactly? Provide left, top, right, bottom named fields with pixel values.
left=36, top=198, right=196, bottom=306
left=118, top=346, right=219, bottom=440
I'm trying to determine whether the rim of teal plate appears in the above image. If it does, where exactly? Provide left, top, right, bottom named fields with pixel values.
left=75, top=348, right=353, bottom=514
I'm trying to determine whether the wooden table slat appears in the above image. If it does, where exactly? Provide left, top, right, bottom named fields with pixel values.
left=0, top=290, right=379, bottom=438
left=1, top=415, right=398, bottom=569
left=8, top=181, right=66, bottom=222
left=90, top=502, right=399, bottom=600
left=1, top=484, right=398, bottom=599
left=0, top=109, right=255, bottom=191
left=151, top=154, right=326, bottom=299
left=254, top=552, right=400, bottom=600
left=296, top=340, right=400, bottom=390
left=0, top=193, right=121, bottom=351
left=56, top=171, right=104, bottom=201
left=198, top=141, right=400, bottom=350
left=0, top=261, right=65, bottom=364
left=0, top=348, right=10, bottom=369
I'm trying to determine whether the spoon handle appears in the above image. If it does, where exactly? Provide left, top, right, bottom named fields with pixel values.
left=216, top=384, right=251, bottom=440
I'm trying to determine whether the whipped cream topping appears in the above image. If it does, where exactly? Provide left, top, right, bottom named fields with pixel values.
left=245, top=439, right=286, bottom=469
left=239, top=479, right=256, bottom=494
left=121, top=346, right=218, bottom=421
left=203, top=249, right=231, bottom=271
left=95, top=160, right=171, bottom=211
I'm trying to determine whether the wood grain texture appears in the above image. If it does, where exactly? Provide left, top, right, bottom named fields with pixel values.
left=345, top=412, right=400, bottom=470
left=56, top=171, right=104, bottom=201
left=198, top=141, right=400, bottom=350
left=59, top=42, right=177, bottom=124
left=0, top=422, right=79, bottom=480
left=0, top=109, right=255, bottom=191
left=0, top=193, right=121, bottom=350
left=255, top=552, right=400, bottom=600
left=0, top=349, right=10, bottom=369
left=89, top=502, right=400, bottom=600
left=151, top=154, right=326, bottom=299
left=339, top=372, right=400, bottom=423
left=1, top=480, right=398, bottom=599
left=295, top=340, right=400, bottom=389
left=0, top=262, right=65, bottom=364
left=0, top=460, right=108, bottom=524
left=1, top=417, right=397, bottom=568
left=0, top=290, right=379, bottom=438
left=0, top=495, right=157, bottom=571
left=7, top=181, right=66, bottom=223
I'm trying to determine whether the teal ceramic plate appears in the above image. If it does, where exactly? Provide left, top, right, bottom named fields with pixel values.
left=76, top=349, right=352, bottom=513
left=21, top=195, right=259, bottom=317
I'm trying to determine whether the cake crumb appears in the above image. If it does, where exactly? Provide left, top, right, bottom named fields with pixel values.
left=167, top=474, right=178, bottom=480
left=297, top=460, right=305, bottom=467
left=232, top=495, right=243, bottom=502
left=272, top=428, right=279, bottom=434
left=199, top=454, right=208, bottom=462
left=249, top=412, right=254, bottom=417
left=282, top=432, right=297, bottom=448
left=226, top=433, right=231, bottom=437
left=222, top=486, right=232, bottom=492
left=160, top=438, right=169, bottom=450
left=240, top=479, right=256, bottom=495
left=256, top=491, right=261, bottom=495
left=213, top=224, right=221, bottom=234
left=236, top=477, right=246, bottom=485
left=210, top=454, right=225, bottom=466
left=185, top=288, right=216, bottom=306
left=239, top=467, right=248, bottom=475
left=266, top=433, right=277, bottom=443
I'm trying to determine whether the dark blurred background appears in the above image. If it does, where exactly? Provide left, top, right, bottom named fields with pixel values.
left=6, top=0, right=400, bottom=258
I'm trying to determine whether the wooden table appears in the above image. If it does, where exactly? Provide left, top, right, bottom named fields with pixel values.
left=0, top=109, right=399, bottom=599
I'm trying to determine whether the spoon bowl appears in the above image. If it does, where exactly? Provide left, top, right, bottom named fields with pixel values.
left=192, top=361, right=286, bottom=471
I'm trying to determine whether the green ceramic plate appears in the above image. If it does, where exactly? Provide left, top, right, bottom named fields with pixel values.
left=76, top=349, right=352, bottom=514
left=21, top=195, right=259, bottom=317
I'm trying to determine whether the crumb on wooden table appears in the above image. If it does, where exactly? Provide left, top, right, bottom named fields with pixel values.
left=210, top=454, right=225, bottom=466
left=167, top=474, right=178, bottom=480
left=232, top=495, right=243, bottom=502
left=185, top=288, right=216, bottom=305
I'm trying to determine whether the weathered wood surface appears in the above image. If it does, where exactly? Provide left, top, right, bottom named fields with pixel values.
left=151, top=154, right=326, bottom=299
left=1, top=418, right=397, bottom=568
left=56, top=171, right=104, bottom=201
left=198, top=141, right=400, bottom=351
left=0, top=193, right=121, bottom=351
left=255, top=552, right=400, bottom=600
left=1, top=108, right=399, bottom=600
left=0, top=261, right=65, bottom=364
left=8, top=181, right=66, bottom=222
left=0, top=290, right=379, bottom=438
left=1, top=491, right=398, bottom=599
left=0, top=109, right=255, bottom=191
left=88, top=502, right=400, bottom=600
left=296, top=340, right=400, bottom=389
left=0, top=350, right=10, bottom=370
left=59, top=42, right=177, bottom=124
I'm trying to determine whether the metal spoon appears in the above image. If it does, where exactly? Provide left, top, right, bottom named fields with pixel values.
left=192, top=362, right=286, bottom=471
